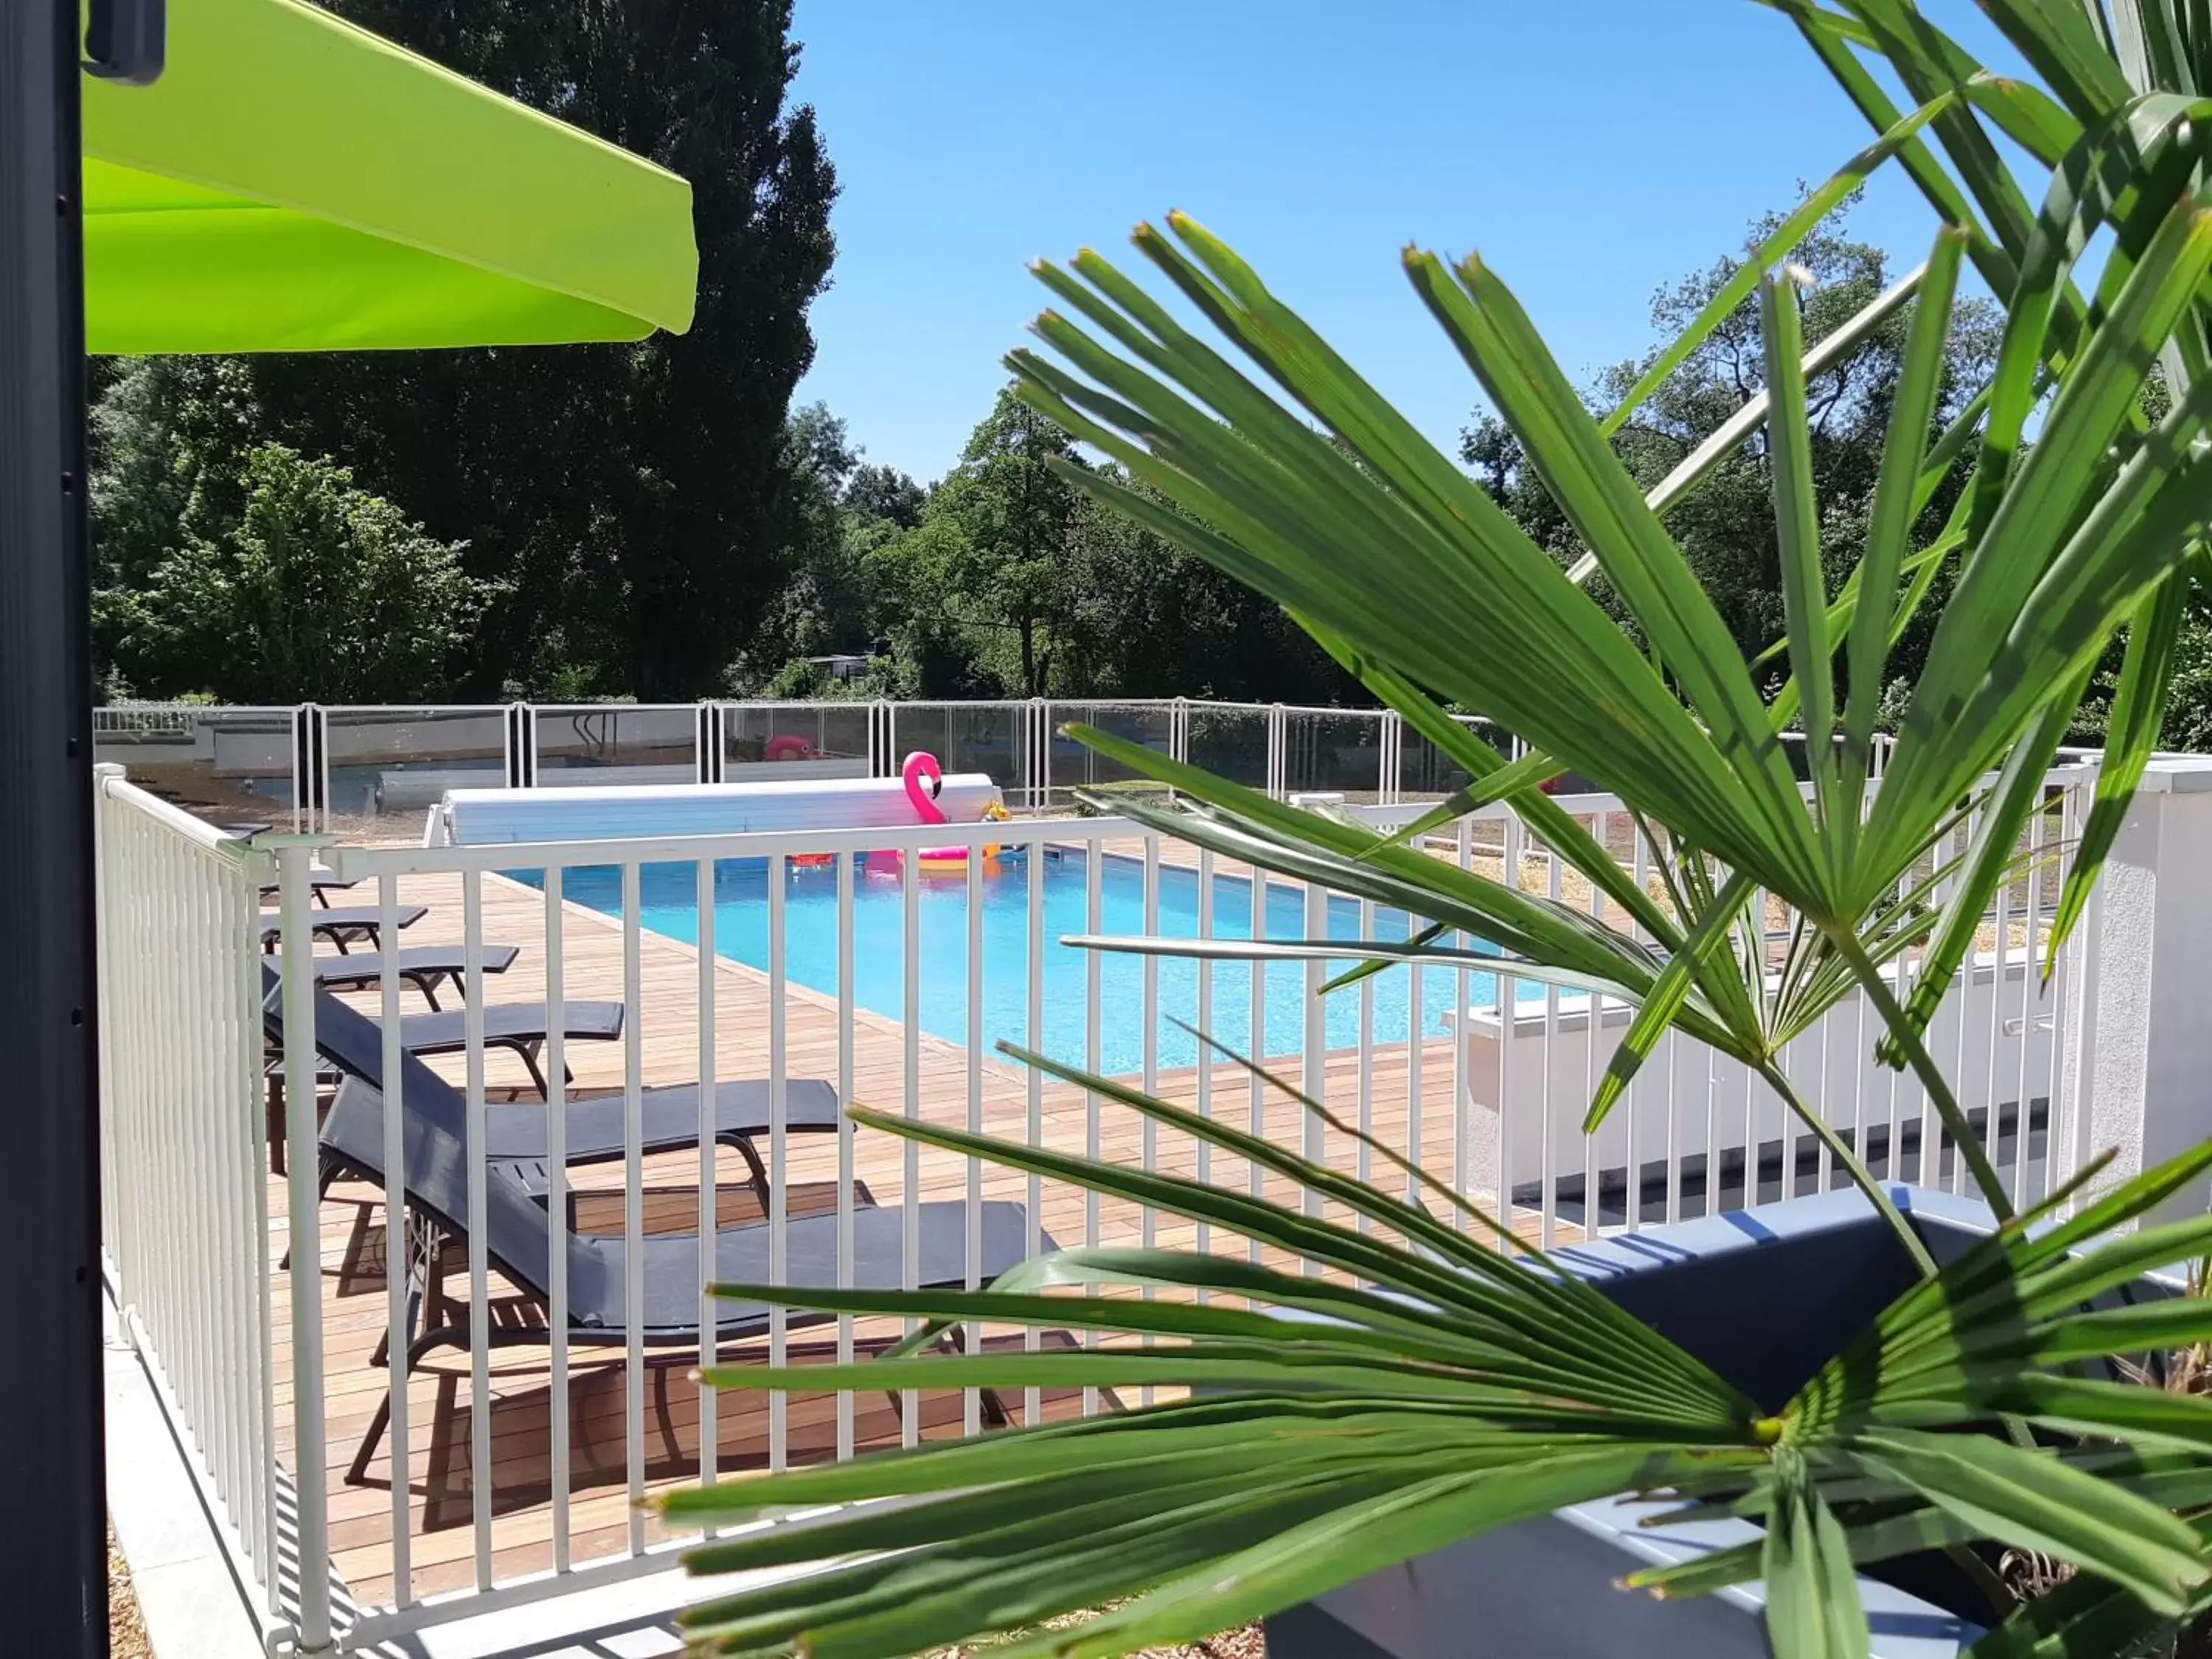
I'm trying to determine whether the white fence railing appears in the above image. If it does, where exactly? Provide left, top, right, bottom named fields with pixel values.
left=97, top=757, right=2098, bottom=1649
left=94, top=770, right=282, bottom=1630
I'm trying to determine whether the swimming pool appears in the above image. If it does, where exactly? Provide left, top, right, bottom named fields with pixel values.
left=526, top=851, right=1530, bottom=1075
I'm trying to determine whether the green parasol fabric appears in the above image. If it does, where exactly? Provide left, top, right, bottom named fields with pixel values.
left=80, top=0, right=698, bottom=354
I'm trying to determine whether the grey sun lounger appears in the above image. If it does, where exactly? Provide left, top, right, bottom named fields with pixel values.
left=308, top=943, right=522, bottom=1009
left=259, top=904, right=426, bottom=953
left=264, top=992, right=625, bottom=1097
left=257, top=872, right=360, bottom=908
left=276, top=973, right=844, bottom=1207
left=313, top=1018, right=1040, bottom=1482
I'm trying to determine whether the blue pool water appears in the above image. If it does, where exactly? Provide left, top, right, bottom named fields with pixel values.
left=524, top=852, right=1526, bottom=1074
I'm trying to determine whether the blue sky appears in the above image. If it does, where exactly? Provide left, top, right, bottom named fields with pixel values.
left=787, top=1, right=2024, bottom=484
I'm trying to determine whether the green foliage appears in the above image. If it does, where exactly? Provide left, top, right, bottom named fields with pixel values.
left=752, top=382, right=1357, bottom=703
left=917, top=386, right=1086, bottom=698
left=102, top=444, right=484, bottom=704
left=668, top=1089, right=2212, bottom=1659
left=670, top=21, right=2212, bottom=1637
left=1462, top=198, right=1999, bottom=689
left=191, top=0, right=835, bottom=700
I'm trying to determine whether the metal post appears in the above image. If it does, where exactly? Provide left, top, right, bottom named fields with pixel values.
left=270, top=836, right=337, bottom=1653
left=1, top=1, right=105, bottom=1649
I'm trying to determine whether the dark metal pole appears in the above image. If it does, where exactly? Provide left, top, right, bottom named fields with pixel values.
left=0, top=0, right=105, bottom=1651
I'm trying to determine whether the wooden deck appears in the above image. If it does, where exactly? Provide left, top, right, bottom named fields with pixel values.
left=268, top=856, right=1521, bottom=1610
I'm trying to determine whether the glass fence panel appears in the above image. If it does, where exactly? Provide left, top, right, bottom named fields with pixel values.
left=532, top=704, right=698, bottom=789
left=322, top=706, right=509, bottom=837
left=1183, top=703, right=1272, bottom=792
left=1282, top=708, right=1385, bottom=801
left=726, top=700, right=877, bottom=779
left=886, top=701, right=1032, bottom=801
left=92, top=704, right=299, bottom=831
left=1045, top=701, right=1175, bottom=807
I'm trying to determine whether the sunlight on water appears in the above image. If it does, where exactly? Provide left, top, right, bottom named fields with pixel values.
left=520, top=849, right=1538, bottom=1074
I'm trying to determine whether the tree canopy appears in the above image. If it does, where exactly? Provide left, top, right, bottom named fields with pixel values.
left=1463, top=200, right=2000, bottom=714
left=93, top=156, right=2212, bottom=751
left=90, top=0, right=838, bottom=704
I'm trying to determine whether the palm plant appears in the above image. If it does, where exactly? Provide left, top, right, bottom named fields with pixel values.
left=664, top=5, right=2212, bottom=1652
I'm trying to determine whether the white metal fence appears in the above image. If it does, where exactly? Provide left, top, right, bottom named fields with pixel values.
left=97, top=754, right=2099, bottom=1649
left=94, top=770, right=282, bottom=1630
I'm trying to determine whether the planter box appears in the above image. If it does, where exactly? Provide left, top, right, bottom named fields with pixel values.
left=1263, top=1186, right=2134, bottom=1659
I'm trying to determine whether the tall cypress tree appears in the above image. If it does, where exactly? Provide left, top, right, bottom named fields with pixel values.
left=248, top=0, right=838, bottom=698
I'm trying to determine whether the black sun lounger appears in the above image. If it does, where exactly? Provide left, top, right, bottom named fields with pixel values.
left=259, top=904, right=425, bottom=953
left=278, top=973, right=844, bottom=1207
left=314, top=1023, right=1040, bottom=1482
left=307, top=943, right=522, bottom=1009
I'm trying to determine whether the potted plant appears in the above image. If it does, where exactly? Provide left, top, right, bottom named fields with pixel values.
left=659, top=6, right=2212, bottom=1652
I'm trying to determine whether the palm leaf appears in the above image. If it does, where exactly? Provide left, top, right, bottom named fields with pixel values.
left=2045, top=553, right=2201, bottom=970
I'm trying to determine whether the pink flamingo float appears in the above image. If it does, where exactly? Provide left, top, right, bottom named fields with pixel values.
left=864, top=751, right=1009, bottom=878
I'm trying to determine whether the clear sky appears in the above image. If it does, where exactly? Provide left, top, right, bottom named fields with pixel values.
left=787, top=1, right=2024, bottom=484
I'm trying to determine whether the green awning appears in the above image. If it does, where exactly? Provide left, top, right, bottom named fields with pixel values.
left=80, top=0, right=698, bottom=354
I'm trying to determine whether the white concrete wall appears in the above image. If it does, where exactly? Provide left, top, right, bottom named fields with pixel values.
left=2068, top=757, right=2212, bottom=1222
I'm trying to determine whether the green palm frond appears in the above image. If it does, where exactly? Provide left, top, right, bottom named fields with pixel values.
left=667, top=1080, right=2212, bottom=1659
left=674, top=8, right=2212, bottom=1653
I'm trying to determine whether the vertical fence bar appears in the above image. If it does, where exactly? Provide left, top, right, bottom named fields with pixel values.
left=1357, top=895, right=1376, bottom=1228
left=1406, top=941, right=1425, bottom=1212
left=1987, top=826, right=2013, bottom=1206
left=378, top=873, right=412, bottom=1605
left=314, top=703, right=331, bottom=837
left=2014, top=800, right=2042, bottom=1207
left=545, top=866, right=572, bottom=1570
left=242, top=841, right=276, bottom=1611
left=2053, top=776, right=2084, bottom=1205
left=1023, top=826, right=1043, bottom=1425
left=1950, top=810, right=1979, bottom=1194
left=769, top=855, right=790, bottom=1470
left=1140, top=835, right=1161, bottom=1397
left=965, top=846, right=984, bottom=1436
left=1196, top=847, right=1215, bottom=1267
left=1455, top=818, right=1475, bottom=1228
left=1083, top=841, right=1103, bottom=1417
left=1546, top=822, right=1570, bottom=1238
left=181, top=851, right=215, bottom=1528
left=288, top=706, right=309, bottom=834
left=1247, top=853, right=1267, bottom=1261
left=275, top=839, right=333, bottom=1652
left=1040, top=700, right=1054, bottom=810
left=697, top=855, right=720, bottom=1506
left=619, top=861, right=647, bottom=1549
left=463, top=869, right=495, bottom=1585
left=183, top=852, right=216, bottom=1546
left=836, top=846, right=858, bottom=1456
left=902, top=848, right=921, bottom=1444
left=1301, top=877, right=1328, bottom=1241
left=1497, top=807, right=1520, bottom=1238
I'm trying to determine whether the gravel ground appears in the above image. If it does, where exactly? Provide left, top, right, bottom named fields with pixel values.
left=110, top=1523, right=151, bottom=1659
left=927, top=1612, right=1264, bottom=1657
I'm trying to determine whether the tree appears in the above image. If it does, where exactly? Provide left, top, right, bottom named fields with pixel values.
left=1463, top=201, right=1999, bottom=695
left=843, top=462, right=926, bottom=531
left=243, top=0, right=838, bottom=700
left=1051, top=469, right=1357, bottom=702
left=927, top=386, right=1085, bottom=697
left=88, top=356, right=263, bottom=646
left=108, top=445, right=483, bottom=703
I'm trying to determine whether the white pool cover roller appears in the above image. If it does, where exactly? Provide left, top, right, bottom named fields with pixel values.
left=431, top=774, right=1003, bottom=846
